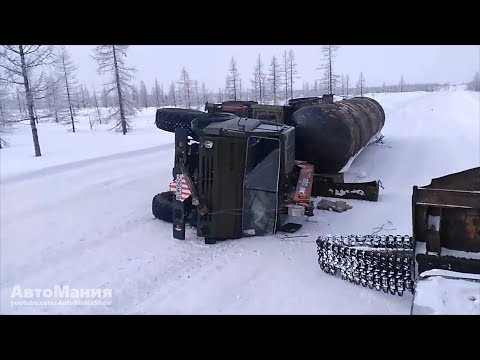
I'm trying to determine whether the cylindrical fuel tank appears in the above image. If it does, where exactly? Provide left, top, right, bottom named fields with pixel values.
left=290, top=97, right=385, bottom=173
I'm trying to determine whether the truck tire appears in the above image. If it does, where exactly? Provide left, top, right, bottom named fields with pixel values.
left=152, top=191, right=195, bottom=225
left=155, top=108, right=206, bottom=133
left=152, top=191, right=174, bottom=223
left=190, top=112, right=238, bottom=139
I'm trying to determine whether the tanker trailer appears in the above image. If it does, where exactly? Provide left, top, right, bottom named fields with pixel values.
left=290, top=96, right=385, bottom=174
left=204, top=95, right=385, bottom=174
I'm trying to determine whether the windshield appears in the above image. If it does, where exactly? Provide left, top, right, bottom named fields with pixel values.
left=242, top=136, right=280, bottom=236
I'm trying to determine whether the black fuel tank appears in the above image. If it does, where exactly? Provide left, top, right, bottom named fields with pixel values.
left=291, top=97, right=385, bottom=173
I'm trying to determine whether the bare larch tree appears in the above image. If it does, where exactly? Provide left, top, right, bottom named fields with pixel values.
left=287, top=49, right=298, bottom=100
left=168, top=81, right=176, bottom=106
left=201, top=82, right=208, bottom=103
left=44, top=74, right=69, bottom=124
left=313, top=81, right=319, bottom=96
left=282, top=50, right=289, bottom=103
left=16, top=87, right=25, bottom=116
left=93, top=45, right=137, bottom=135
left=73, top=91, right=81, bottom=113
left=80, top=85, right=86, bottom=108
left=467, top=72, right=480, bottom=91
left=318, top=45, right=340, bottom=95
left=160, top=84, right=164, bottom=105
left=357, top=72, right=366, bottom=97
left=153, top=78, right=162, bottom=107
left=92, top=85, right=102, bottom=124
left=56, top=46, right=78, bottom=132
left=84, top=86, right=91, bottom=108
left=303, top=82, right=310, bottom=97
left=176, top=84, right=184, bottom=107
left=399, top=75, right=405, bottom=92
left=194, top=80, right=200, bottom=108
left=227, top=57, right=240, bottom=101
left=129, top=84, right=139, bottom=108
left=345, top=75, right=350, bottom=98
left=178, top=67, right=192, bottom=108
left=0, top=84, right=5, bottom=118
left=139, top=80, right=148, bottom=109
left=251, top=54, right=265, bottom=103
left=268, top=56, right=281, bottom=105
left=0, top=83, right=10, bottom=148
left=102, top=86, right=109, bottom=108
left=217, top=88, right=223, bottom=102
left=0, top=45, right=55, bottom=156
left=224, top=75, right=231, bottom=102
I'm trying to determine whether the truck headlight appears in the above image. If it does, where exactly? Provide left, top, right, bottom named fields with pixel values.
left=204, top=141, right=213, bottom=149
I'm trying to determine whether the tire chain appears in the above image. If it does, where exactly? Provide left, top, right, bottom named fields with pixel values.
left=156, top=117, right=194, bottom=135
left=316, top=234, right=415, bottom=296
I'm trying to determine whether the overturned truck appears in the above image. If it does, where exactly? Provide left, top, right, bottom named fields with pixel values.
left=206, top=96, right=385, bottom=201
left=153, top=95, right=386, bottom=243
left=204, top=95, right=386, bottom=174
left=155, top=115, right=314, bottom=243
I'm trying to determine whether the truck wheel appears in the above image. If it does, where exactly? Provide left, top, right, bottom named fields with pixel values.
left=152, top=191, right=174, bottom=223
left=152, top=192, right=194, bottom=224
left=155, top=108, right=206, bottom=133
left=190, top=112, right=238, bottom=139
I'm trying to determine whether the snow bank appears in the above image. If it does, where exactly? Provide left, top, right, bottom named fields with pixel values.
left=0, top=108, right=174, bottom=181
left=412, top=274, right=479, bottom=315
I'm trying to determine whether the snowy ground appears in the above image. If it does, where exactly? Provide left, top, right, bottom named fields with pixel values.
left=1, top=89, right=479, bottom=314
left=412, top=270, right=480, bottom=315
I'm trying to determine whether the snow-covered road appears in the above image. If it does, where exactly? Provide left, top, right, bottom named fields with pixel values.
left=1, top=89, right=479, bottom=314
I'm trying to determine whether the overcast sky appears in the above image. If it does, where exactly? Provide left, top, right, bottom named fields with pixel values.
left=67, top=45, right=479, bottom=92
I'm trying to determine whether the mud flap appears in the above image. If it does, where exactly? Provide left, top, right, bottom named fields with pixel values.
left=172, top=128, right=190, bottom=240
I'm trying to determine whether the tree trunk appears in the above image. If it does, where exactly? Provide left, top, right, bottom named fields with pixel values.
left=289, top=64, right=293, bottom=99
left=53, top=94, right=59, bottom=123
left=259, top=76, right=262, bottom=104
left=34, top=105, right=39, bottom=124
left=16, top=89, right=23, bottom=117
left=112, top=46, right=127, bottom=135
left=328, top=47, right=333, bottom=94
left=273, top=69, right=277, bottom=105
left=233, top=79, right=236, bottom=101
left=82, top=86, right=87, bottom=109
left=19, top=45, right=41, bottom=157
left=195, top=85, right=200, bottom=108
left=93, top=89, right=102, bottom=124
left=62, top=57, right=76, bottom=132
left=284, top=51, right=288, bottom=103
left=103, top=88, right=108, bottom=108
